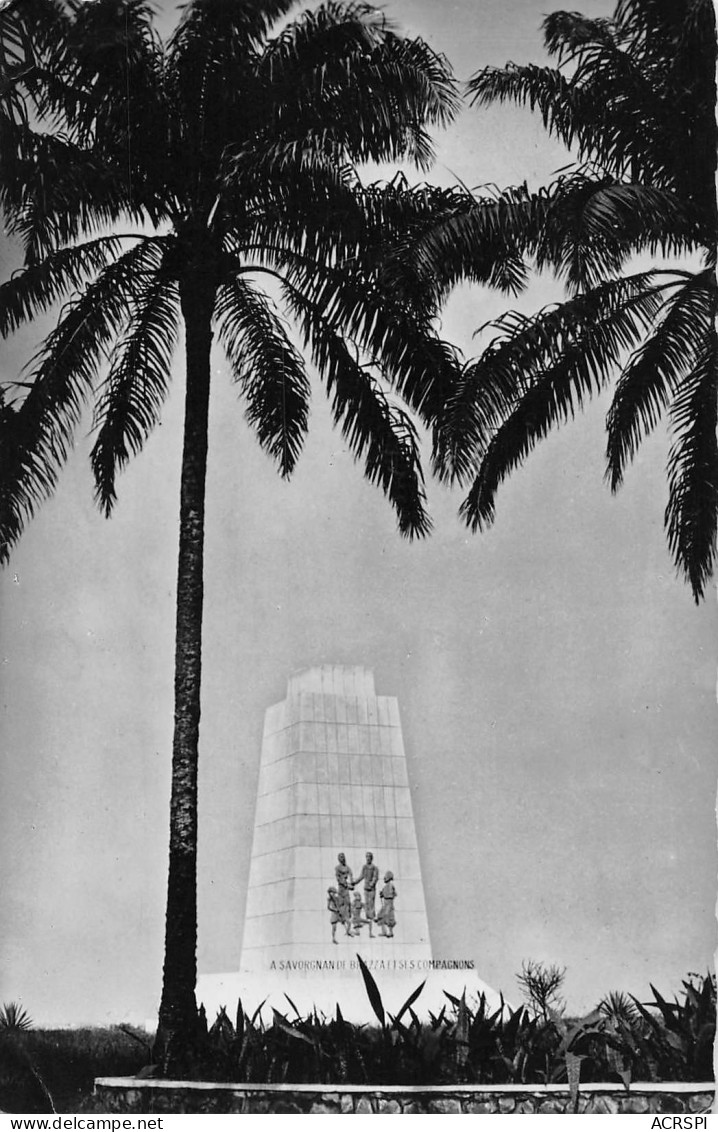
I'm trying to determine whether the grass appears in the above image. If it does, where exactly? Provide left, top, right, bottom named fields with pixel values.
left=0, top=1026, right=151, bottom=1113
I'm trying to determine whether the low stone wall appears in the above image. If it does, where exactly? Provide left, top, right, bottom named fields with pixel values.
left=95, top=1079, right=715, bottom=1115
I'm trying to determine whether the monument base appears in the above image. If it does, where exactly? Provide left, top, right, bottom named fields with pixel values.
left=197, top=959, right=505, bottom=1026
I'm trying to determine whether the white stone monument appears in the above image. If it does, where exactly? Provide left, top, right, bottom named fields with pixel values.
left=197, top=666, right=502, bottom=1023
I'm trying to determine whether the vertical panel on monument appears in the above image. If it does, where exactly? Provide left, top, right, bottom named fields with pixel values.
left=240, top=665, right=432, bottom=972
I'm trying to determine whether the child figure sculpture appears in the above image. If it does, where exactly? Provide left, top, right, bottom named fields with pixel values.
left=351, top=890, right=373, bottom=938
left=327, top=886, right=353, bottom=942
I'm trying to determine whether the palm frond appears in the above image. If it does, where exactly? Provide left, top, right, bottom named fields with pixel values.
left=283, top=282, right=432, bottom=538
left=59, top=0, right=162, bottom=144
left=542, top=11, right=618, bottom=61
left=665, top=320, right=718, bottom=602
left=374, top=170, right=697, bottom=314
left=454, top=274, right=668, bottom=527
left=437, top=272, right=665, bottom=486
left=242, top=172, right=530, bottom=346
left=276, top=248, right=462, bottom=428
left=255, top=0, right=390, bottom=94
left=606, top=272, right=713, bottom=490
left=377, top=182, right=541, bottom=314
left=469, top=63, right=584, bottom=158
left=0, top=2, right=38, bottom=122
left=618, top=0, right=713, bottom=45
left=566, top=182, right=706, bottom=260
left=0, top=238, right=163, bottom=563
left=4, top=131, right=148, bottom=263
left=164, top=0, right=297, bottom=188
left=2, top=1, right=174, bottom=258
left=0, top=2, right=37, bottom=94
left=170, top=0, right=296, bottom=62
left=0, top=0, right=67, bottom=122
left=430, top=357, right=505, bottom=488
left=256, top=2, right=457, bottom=170
left=533, top=173, right=704, bottom=292
left=462, top=0, right=717, bottom=598
left=242, top=177, right=473, bottom=321
left=48, top=0, right=179, bottom=224
left=214, top=275, right=310, bottom=477
left=0, top=235, right=126, bottom=337
left=469, top=52, right=664, bottom=192
left=471, top=3, right=717, bottom=209
left=224, top=137, right=362, bottom=235
left=91, top=257, right=181, bottom=515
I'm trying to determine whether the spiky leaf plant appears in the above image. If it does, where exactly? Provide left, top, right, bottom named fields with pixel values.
left=0, top=1003, right=33, bottom=1032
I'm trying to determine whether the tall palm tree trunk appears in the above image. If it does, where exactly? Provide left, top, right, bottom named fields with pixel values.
left=156, top=271, right=214, bottom=1068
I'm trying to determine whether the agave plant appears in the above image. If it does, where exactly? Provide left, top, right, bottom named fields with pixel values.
left=0, top=1002, right=33, bottom=1032
left=630, top=975, right=717, bottom=1082
left=188, top=970, right=715, bottom=1086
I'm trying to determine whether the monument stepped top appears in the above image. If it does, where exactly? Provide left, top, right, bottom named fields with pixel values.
left=287, top=665, right=377, bottom=700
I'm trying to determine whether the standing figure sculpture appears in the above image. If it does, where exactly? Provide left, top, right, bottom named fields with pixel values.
left=335, top=852, right=354, bottom=927
left=376, top=871, right=397, bottom=938
left=355, top=851, right=379, bottom=936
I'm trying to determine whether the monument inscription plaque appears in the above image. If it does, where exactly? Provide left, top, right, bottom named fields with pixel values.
left=197, top=666, right=501, bottom=1021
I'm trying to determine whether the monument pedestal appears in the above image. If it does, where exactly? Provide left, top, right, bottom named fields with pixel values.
left=197, top=961, right=502, bottom=1025
left=197, top=667, right=502, bottom=1024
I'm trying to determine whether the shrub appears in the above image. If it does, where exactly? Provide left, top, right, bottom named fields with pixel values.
left=185, top=968, right=715, bottom=1088
left=1, top=971, right=713, bottom=1108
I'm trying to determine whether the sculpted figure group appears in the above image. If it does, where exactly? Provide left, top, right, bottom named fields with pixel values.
left=327, top=851, right=397, bottom=942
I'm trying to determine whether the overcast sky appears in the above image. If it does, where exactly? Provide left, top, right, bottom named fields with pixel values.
left=1, top=0, right=715, bottom=1028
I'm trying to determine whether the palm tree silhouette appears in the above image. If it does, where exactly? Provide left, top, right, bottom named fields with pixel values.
left=0, top=0, right=461, bottom=1066
left=421, top=0, right=717, bottom=600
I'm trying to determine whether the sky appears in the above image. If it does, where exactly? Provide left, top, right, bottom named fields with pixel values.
left=0, top=0, right=715, bottom=1029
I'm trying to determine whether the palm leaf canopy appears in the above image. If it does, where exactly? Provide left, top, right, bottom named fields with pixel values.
left=0, top=0, right=473, bottom=561
left=419, top=0, right=717, bottom=600
left=471, top=0, right=716, bottom=218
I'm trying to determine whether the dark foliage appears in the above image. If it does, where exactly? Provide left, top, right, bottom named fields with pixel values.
left=174, top=971, right=716, bottom=1087
left=0, top=1026, right=149, bottom=1113
left=423, top=0, right=718, bottom=600
left=0, top=973, right=712, bottom=1112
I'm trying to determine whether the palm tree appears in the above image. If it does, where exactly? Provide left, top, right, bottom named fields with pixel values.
left=407, top=0, right=717, bottom=601
left=0, top=0, right=463, bottom=1067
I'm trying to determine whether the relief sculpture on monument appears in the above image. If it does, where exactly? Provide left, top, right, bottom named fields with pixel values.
left=326, top=850, right=388, bottom=942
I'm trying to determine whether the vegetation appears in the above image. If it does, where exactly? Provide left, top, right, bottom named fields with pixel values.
left=0, top=1024, right=150, bottom=1113
left=149, top=968, right=718, bottom=1089
left=1, top=0, right=714, bottom=1088
left=516, top=960, right=567, bottom=1021
left=0, top=0, right=472, bottom=1071
left=0, top=1002, right=34, bottom=1032
left=0, top=973, right=712, bottom=1111
left=408, top=0, right=718, bottom=600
